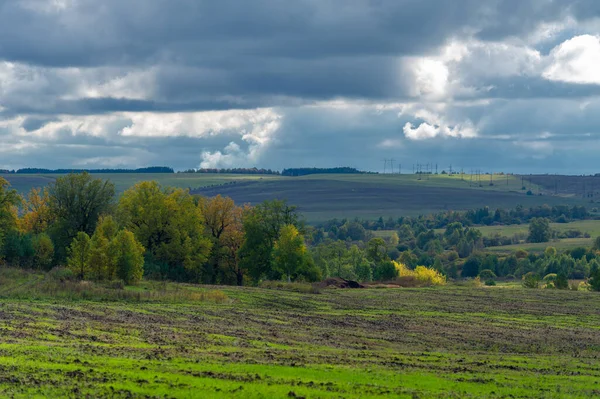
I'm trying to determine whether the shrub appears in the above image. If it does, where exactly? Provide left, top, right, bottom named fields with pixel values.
left=589, top=272, right=600, bottom=292
left=462, top=255, right=482, bottom=278
left=413, top=266, right=446, bottom=286
left=554, top=273, right=569, bottom=290
left=455, top=277, right=482, bottom=288
left=48, top=267, right=75, bottom=282
left=106, top=280, right=125, bottom=290
left=446, top=251, right=459, bottom=262
left=393, top=261, right=413, bottom=277
left=514, top=249, right=528, bottom=259
left=391, top=261, right=446, bottom=286
left=373, top=261, right=399, bottom=281
left=485, top=280, right=496, bottom=286
left=522, top=272, right=540, bottom=289
left=478, top=269, right=497, bottom=280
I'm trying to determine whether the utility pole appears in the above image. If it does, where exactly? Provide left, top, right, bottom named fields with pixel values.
left=390, top=159, right=396, bottom=175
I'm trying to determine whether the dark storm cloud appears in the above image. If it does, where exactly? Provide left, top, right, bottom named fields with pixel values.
left=0, top=0, right=486, bottom=67
left=459, top=77, right=600, bottom=100
left=20, top=117, right=58, bottom=131
left=1, top=97, right=274, bottom=117
left=2, top=0, right=600, bottom=173
left=0, top=0, right=596, bottom=114
left=1, top=0, right=600, bottom=116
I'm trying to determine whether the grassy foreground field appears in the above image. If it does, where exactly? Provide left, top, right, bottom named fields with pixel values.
left=2, top=173, right=586, bottom=222
left=1, top=273, right=600, bottom=398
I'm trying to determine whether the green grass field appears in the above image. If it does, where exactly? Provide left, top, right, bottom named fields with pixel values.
left=372, top=220, right=600, bottom=253
left=0, top=173, right=279, bottom=195
left=485, top=238, right=594, bottom=253
left=457, top=220, right=600, bottom=238
left=0, top=270, right=599, bottom=398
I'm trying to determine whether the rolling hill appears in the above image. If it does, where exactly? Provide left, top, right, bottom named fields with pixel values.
left=2, top=173, right=589, bottom=222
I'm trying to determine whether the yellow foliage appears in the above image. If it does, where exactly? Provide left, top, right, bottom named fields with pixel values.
left=392, top=261, right=446, bottom=286
left=414, top=266, right=446, bottom=286
left=393, top=261, right=412, bottom=277
left=19, top=188, right=52, bottom=234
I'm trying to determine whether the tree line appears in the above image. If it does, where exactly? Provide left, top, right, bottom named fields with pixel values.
left=3, top=167, right=174, bottom=174
left=179, top=168, right=280, bottom=175
left=1, top=173, right=598, bottom=291
left=318, top=204, right=591, bottom=233
left=281, top=167, right=368, bottom=176
left=0, top=174, right=320, bottom=285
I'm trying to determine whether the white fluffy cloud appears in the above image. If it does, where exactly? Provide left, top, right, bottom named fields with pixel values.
left=543, top=35, right=600, bottom=84
left=403, top=121, right=477, bottom=140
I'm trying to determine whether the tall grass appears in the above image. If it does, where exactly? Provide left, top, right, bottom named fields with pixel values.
left=259, top=280, right=322, bottom=294
left=0, top=268, right=228, bottom=303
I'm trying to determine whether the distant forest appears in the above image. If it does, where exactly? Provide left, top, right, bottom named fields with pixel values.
left=0, top=166, right=370, bottom=176
left=180, top=167, right=369, bottom=176
left=281, top=167, right=368, bottom=176
left=1, top=167, right=174, bottom=174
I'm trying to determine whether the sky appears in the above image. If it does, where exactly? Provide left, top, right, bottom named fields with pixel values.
left=2, top=1, right=600, bottom=173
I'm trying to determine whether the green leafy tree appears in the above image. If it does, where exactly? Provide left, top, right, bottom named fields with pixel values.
left=478, top=269, right=496, bottom=280
left=544, top=246, right=557, bottom=258
left=118, top=181, right=211, bottom=281
left=327, top=240, right=351, bottom=278
left=48, top=173, right=115, bottom=261
left=32, top=233, right=54, bottom=270
left=528, top=217, right=551, bottom=243
left=2, top=231, right=34, bottom=267
left=457, top=238, right=473, bottom=258
left=522, top=272, right=540, bottom=289
left=367, top=237, right=388, bottom=263
left=555, top=273, right=569, bottom=290
left=593, top=236, right=600, bottom=251
left=272, top=225, right=310, bottom=282
left=238, top=200, right=299, bottom=282
left=462, top=255, right=482, bottom=278
left=113, top=230, right=145, bottom=285
left=589, top=261, right=600, bottom=292
left=200, top=196, right=247, bottom=284
left=373, top=260, right=398, bottom=281
left=67, top=232, right=92, bottom=279
left=348, top=245, right=368, bottom=280
left=88, top=216, right=119, bottom=280
left=355, top=261, right=373, bottom=282
left=0, top=178, right=20, bottom=253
